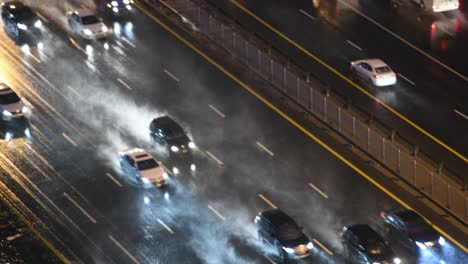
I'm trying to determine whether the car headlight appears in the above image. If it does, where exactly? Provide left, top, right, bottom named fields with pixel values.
left=282, top=247, right=294, bottom=254
left=306, top=242, right=313, bottom=249
left=22, top=106, right=29, bottom=113
left=141, top=177, right=150, bottom=184
left=17, top=23, right=27, bottom=30
left=112, top=7, right=119, bottom=13
left=190, top=164, right=196, bottom=171
left=438, top=236, right=445, bottom=246
left=416, top=241, right=426, bottom=250
left=126, top=5, right=132, bottom=10
left=34, top=20, right=42, bottom=28
left=393, top=257, right=401, bottom=264
left=111, top=0, right=118, bottom=6
left=172, top=167, right=179, bottom=175
left=170, top=146, right=179, bottom=152
left=123, top=0, right=130, bottom=4
left=83, top=28, right=92, bottom=36
left=188, top=141, right=195, bottom=149
left=101, top=25, right=108, bottom=32
left=2, top=110, right=12, bottom=117
left=162, top=172, right=168, bottom=179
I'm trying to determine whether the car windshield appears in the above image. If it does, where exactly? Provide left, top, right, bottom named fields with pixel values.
left=164, top=128, right=185, bottom=139
left=278, top=223, right=303, bottom=242
left=364, top=239, right=388, bottom=255
left=81, top=15, right=100, bottom=25
left=12, top=7, right=36, bottom=20
left=406, top=219, right=431, bottom=236
left=0, top=92, right=21, bottom=105
left=137, top=159, right=159, bottom=170
left=375, top=66, right=392, bottom=74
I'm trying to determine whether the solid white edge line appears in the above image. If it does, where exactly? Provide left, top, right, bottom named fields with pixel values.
left=258, top=194, right=278, bottom=209
left=454, top=109, right=468, bottom=120
left=36, top=13, right=49, bottom=23
left=117, top=78, right=133, bottom=90
left=397, top=73, right=415, bottom=86
left=28, top=53, right=41, bottom=63
left=157, top=218, right=175, bottom=234
left=206, top=151, right=224, bottom=166
left=338, top=0, right=468, bottom=83
left=312, top=238, right=334, bottom=256
left=264, top=255, right=277, bottom=264
left=207, top=205, right=226, bottom=221
left=112, top=124, right=128, bottom=136
left=109, top=235, right=141, bottom=264
left=22, top=98, right=34, bottom=110
left=256, top=141, right=275, bottom=156
left=105, top=172, right=123, bottom=187
left=308, top=183, right=329, bottom=199
left=63, top=193, right=97, bottom=223
left=299, top=9, right=316, bottom=21
left=208, top=104, right=226, bottom=118
left=346, top=40, right=363, bottom=51
left=122, top=36, right=136, bottom=48
left=163, top=69, right=180, bottom=82
left=61, top=133, right=77, bottom=147
left=67, top=85, right=81, bottom=98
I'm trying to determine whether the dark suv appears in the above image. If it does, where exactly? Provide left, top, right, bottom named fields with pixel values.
left=341, top=224, right=401, bottom=264
left=1, top=1, right=42, bottom=40
left=255, top=209, right=313, bottom=261
left=381, top=210, right=444, bottom=252
left=149, top=116, right=196, bottom=174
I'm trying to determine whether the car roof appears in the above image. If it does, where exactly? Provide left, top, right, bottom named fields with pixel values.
left=120, top=148, right=154, bottom=161
left=363, top=59, right=388, bottom=68
left=73, top=8, right=95, bottom=17
left=347, top=224, right=382, bottom=241
left=395, top=210, right=427, bottom=225
left=261, top=209, right=296, bottom=226
left=152, top=116, right=183, bottom=130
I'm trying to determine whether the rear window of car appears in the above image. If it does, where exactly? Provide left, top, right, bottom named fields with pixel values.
left=81, top=15, right=100, bottom=25
left=0, top=92, right=20, bottom=105
left=137, top=159, right=159, bottom=170
left=375, top=66, right=392, bottom=74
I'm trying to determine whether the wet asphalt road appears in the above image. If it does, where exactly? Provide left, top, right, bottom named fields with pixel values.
left=205, top=0, right=468, bottom=177
left=0, top=1, right=466, bottom=263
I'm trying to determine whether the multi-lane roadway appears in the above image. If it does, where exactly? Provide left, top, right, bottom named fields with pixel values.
left=206, top=0, right=468, bottom=177
left=0, top=0, right=466, bottom=263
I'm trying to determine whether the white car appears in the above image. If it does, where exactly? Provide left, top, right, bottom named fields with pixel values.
left=350, top=59, right=397, bottom=87
left=0, top=83, right=30, bottom=121
left=119, top=148, right=168, bottom=187
left=67, top=9, right=109, bottom=40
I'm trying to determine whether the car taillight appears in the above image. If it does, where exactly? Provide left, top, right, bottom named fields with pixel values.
left=391, top=72, right=396, bottom=77
left=380, top=211, right=386, bottom=218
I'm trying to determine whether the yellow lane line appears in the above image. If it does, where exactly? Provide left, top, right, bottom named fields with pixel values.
left=135, top=1, right=468, bottom=252
left=229, top=0, right=467, bottom=163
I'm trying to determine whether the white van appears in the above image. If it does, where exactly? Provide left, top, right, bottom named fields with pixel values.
left=412, top=0, right=459, bottom=12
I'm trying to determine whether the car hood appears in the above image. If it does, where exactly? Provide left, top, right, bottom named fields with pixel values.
left=139, top=167, right=165, bottom=180
left=1, top=101, right=25, bottom=113
left=83, top=22, right=106, bottom=32
left=167, top=135, right=190, bottom=145
left=411, top=230, right=439, bottom=243
left=281, top=235, right=310, bottom=248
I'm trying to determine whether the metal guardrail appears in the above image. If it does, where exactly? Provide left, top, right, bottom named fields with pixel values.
left=153, top=0, right=467, bottom=224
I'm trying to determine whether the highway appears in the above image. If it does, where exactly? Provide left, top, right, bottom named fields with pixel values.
left=206, top=0, right=468, bottom=176
left=0, top=0, right=466, bottom=263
